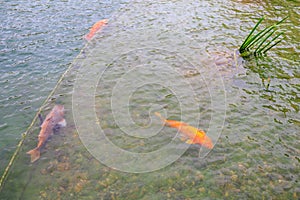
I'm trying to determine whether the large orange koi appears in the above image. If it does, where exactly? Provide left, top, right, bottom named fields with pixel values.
left=155, top=112, right=213, bottom=149
left=84, top=19, right=108, bottom=41
left=27, top=105, right=66, bottom=163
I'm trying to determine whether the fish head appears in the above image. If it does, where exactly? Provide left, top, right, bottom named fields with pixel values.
left=93, top=19, right=108, bottom=29
left=102, top=19, right=109, bottom=24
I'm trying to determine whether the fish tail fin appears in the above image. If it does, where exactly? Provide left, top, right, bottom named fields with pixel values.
left=154, top=112, right=164, bottom=121
left=103, top=19, right=109, bottom=24
left=155, top=112, right=168, bottom=126
left=26, top=148, right=40, bottom=163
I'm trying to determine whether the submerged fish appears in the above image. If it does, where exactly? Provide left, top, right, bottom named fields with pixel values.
left=27, top=105, right=66, bottom=163
left=155, top=112, right=213, bottom=149
left=84, top=19, right=108, bottom=41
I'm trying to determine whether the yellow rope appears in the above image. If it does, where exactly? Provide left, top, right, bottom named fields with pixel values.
left=0, top=42, right=89, bottom=191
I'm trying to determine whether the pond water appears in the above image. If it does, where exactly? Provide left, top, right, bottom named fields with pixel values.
left=0, top=0, right=121, bottom=178
left=1, top=0, right=299, bottom=199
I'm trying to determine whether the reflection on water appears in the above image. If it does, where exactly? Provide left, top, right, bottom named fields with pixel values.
left=1, top=0, right=299, bottom=199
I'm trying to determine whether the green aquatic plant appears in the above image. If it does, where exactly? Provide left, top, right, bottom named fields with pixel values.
left=239, top=16, right=288, bottom=57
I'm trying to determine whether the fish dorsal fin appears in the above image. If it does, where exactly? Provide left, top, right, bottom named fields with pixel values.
left=196, top=129, right=206, bottom=137
left=38, top=114, right=44, bottom=126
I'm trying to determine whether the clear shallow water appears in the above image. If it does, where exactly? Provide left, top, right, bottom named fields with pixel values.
left=0, top=0, right=299, bottom=199
left=0, top=0, right=121, bottom=177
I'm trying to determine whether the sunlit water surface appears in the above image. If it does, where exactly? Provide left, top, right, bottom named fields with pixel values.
left=0, top=0, right=299, bottom=199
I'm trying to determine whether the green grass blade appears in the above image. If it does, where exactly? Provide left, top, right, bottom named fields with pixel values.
left=263, top=39, right=283, bottom=54
left=254, top=30, right=276, bottom=54
left=239, top=16, right=288, bottom=57
left=243, top=26, right=269, bottom=50
left=239, top=16, right=264, bottom=52
left=241, top=17, right=282, bottom=52
left=257, top=31, right=284, bottom=54
left=247, top=24, right=277, bottom=50
left=275, top=16, right=288, bottom=25
left=253, top=17, right=287, bottom=52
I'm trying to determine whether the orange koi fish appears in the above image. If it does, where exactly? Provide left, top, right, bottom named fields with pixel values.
left=84, top=19, right=108, bottom=41
left=155, top=112, right=213, bottom=149
left=27, top=105, right=66, bottom=163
